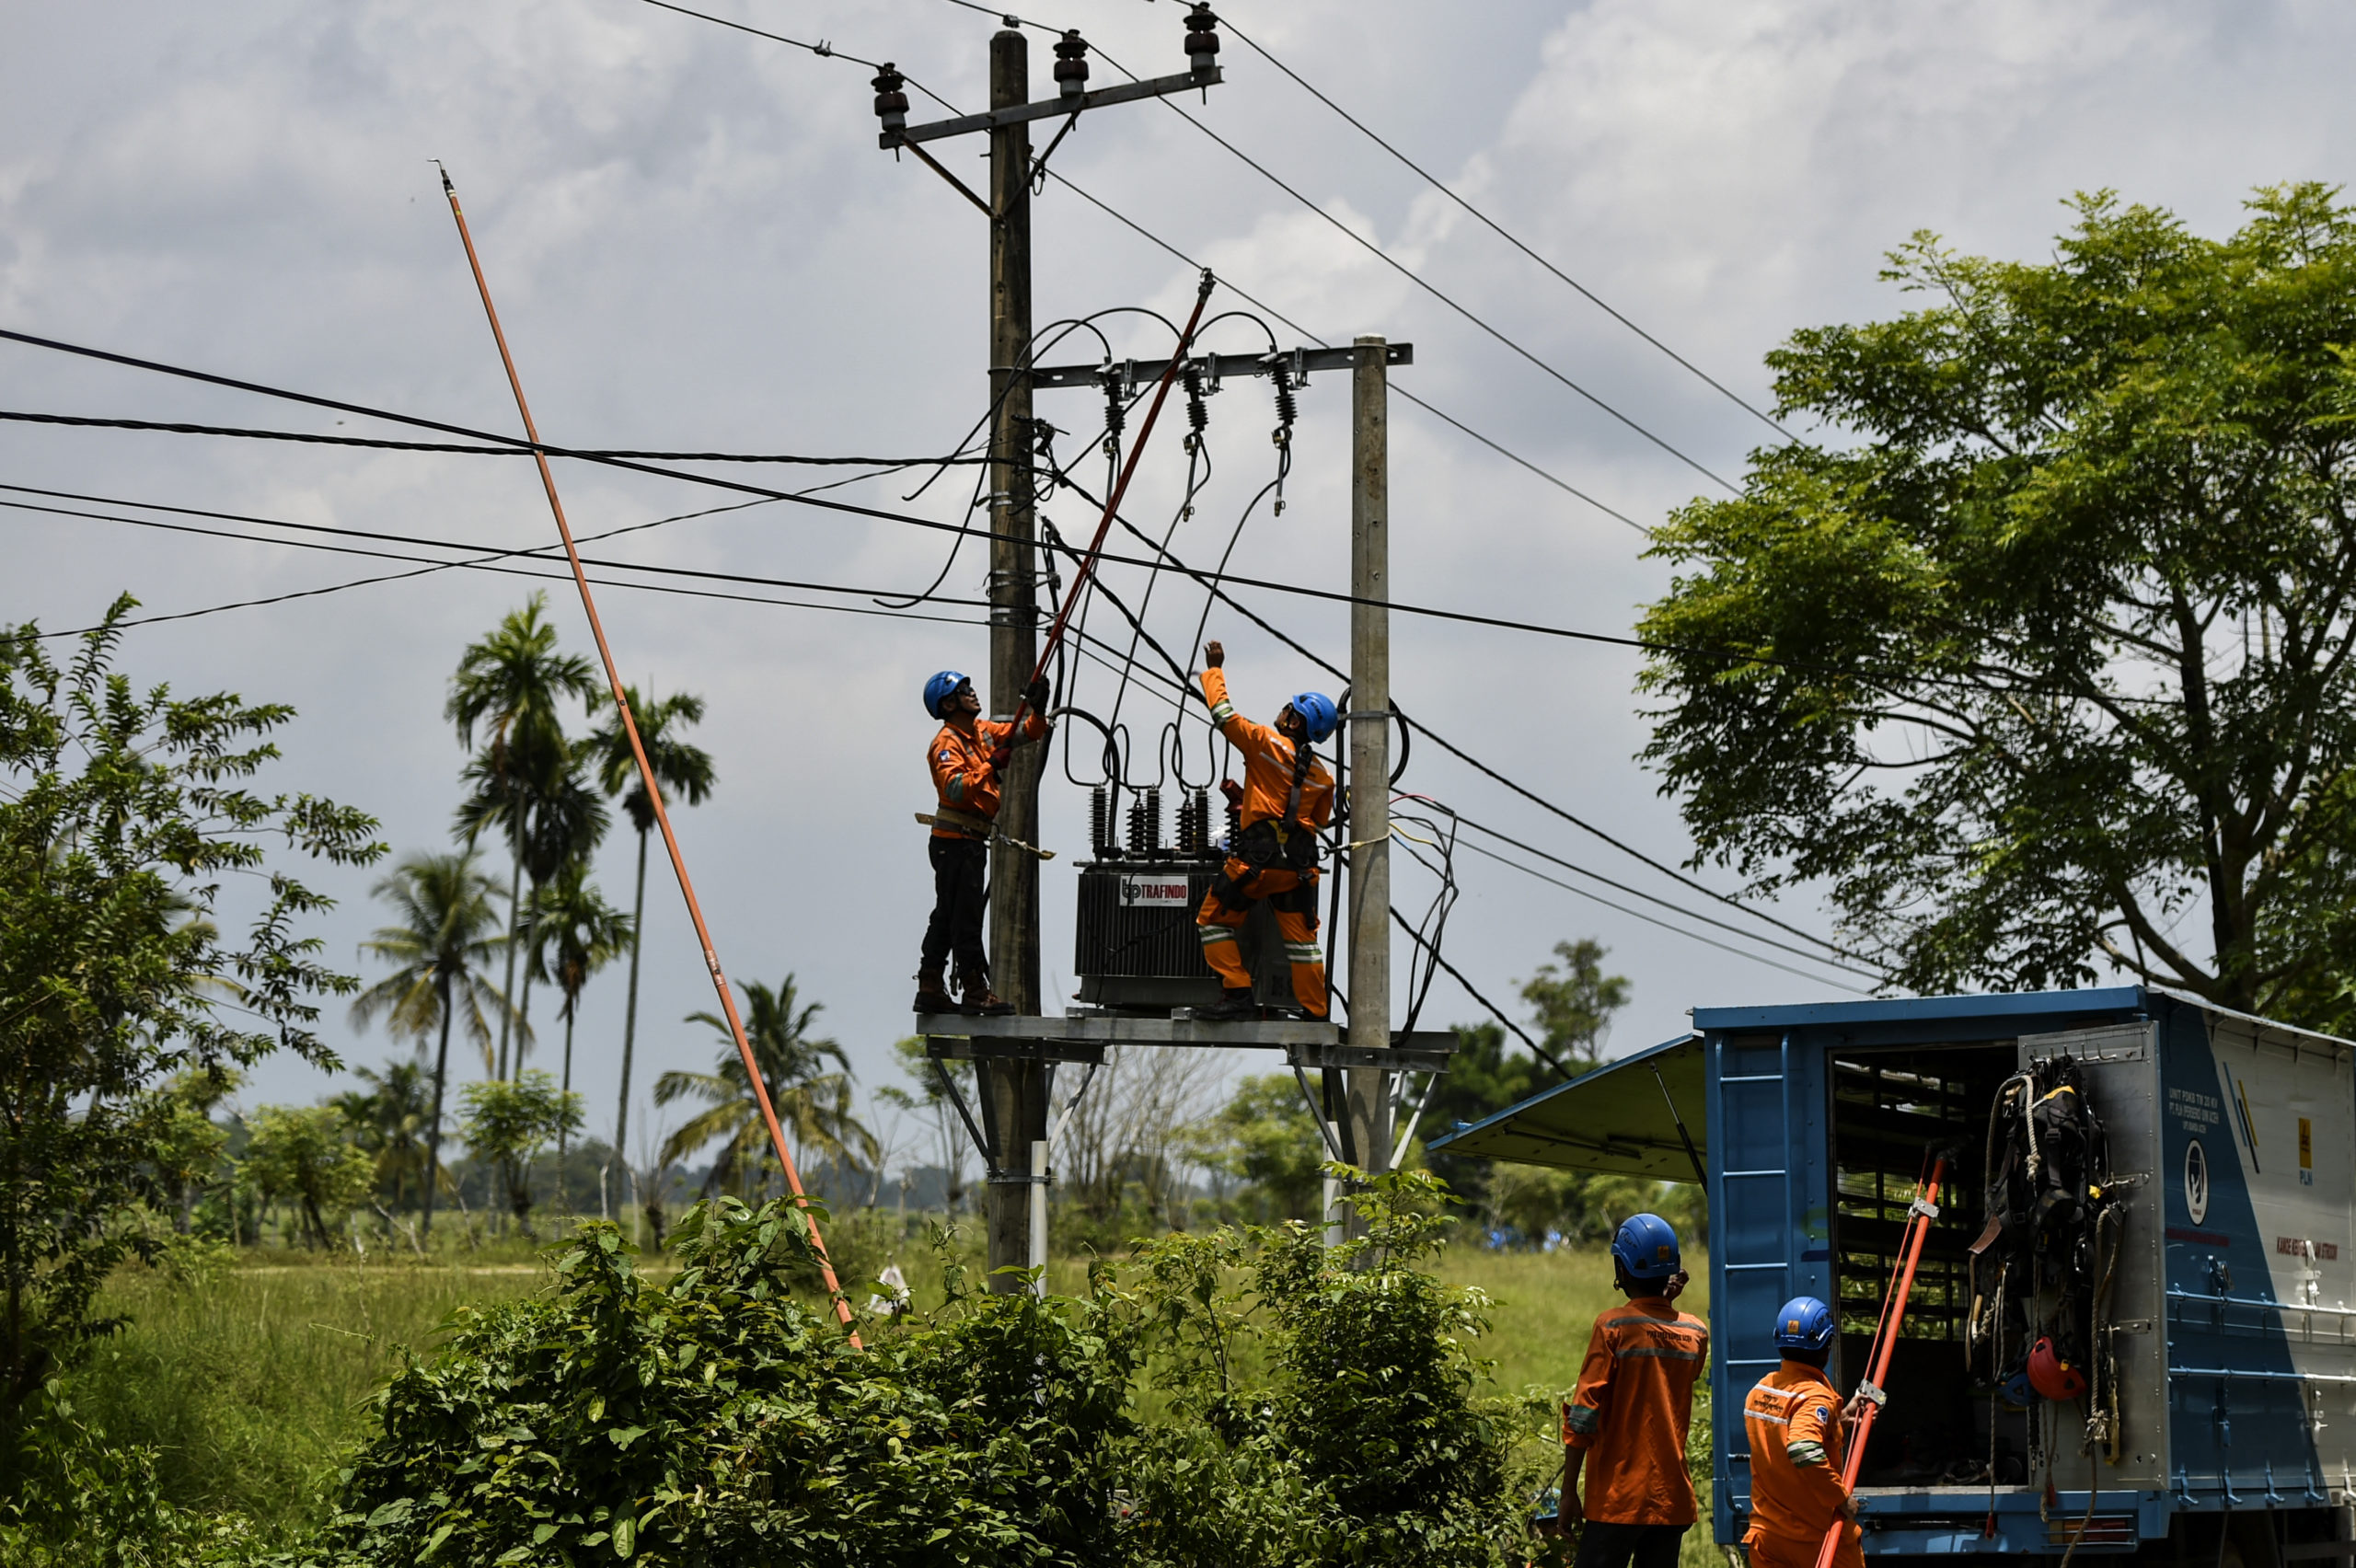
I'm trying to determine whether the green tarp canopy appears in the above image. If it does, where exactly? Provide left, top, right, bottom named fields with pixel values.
left=1426, top=1033, right=1707, bottom=1182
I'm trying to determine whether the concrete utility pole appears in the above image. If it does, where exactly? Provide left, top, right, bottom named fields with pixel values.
left=982, top=27, right=1048, bottom=1291
left=1343, top=335, right=1392, bottom=1231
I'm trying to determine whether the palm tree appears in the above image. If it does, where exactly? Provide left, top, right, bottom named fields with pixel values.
left=587, top=686, right=714, bottom=1178
left=332, top=1059, right=434, bottom=1215
left=350, top=849, right=513, bottom=1237
left=446, top=594, right=600, bottom=1078
left=467, top=739, right=608, bottom=1073
left=654, top=976, right=878, bottom=1200
left=525, top=863, right=632, bottom=1174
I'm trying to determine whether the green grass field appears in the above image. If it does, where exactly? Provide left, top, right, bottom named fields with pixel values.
left=63, top=1226, right=1721, bottom=1558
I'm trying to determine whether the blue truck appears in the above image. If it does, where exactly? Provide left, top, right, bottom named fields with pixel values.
left=1430, top=986, right=2356, bottom=1560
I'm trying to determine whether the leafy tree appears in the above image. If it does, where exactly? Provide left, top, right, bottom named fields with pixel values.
left=587, top=686, right=714, bottom=1190
left=1640, top=185, right=2356, bottom=1024
left=1177, top=1073, right=1324, bottom=1221
left=350, top=849, right=513, bottom=1236
left=524, top=863, right=632, bottom=1170
left=333, top=1059, right=434, bottom=1215
left=459, top=1071, right=583, bottom=1235
left=655, top=977, right=879, bottom=1198
left=144, top=1068, right=240, bottom=1237
left=445, top=594, right=601, bottom=1078
left=1519, top=939, right=1629, bottom=1068
left=1425, top=940, right=1628, bottom=1207
left=243, top=1105, right=375, bottom=1251
left=0, top=602, right=379, bottom=1416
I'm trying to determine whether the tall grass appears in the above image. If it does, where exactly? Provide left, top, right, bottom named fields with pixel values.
left=64, top=1251, right=549, bottom=1543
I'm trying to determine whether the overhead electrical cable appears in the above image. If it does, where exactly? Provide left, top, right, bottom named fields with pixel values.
left=1, top=329, right=2160, bottom=715
left=629, top=0, right=1653, bottom=535
left=950, top=2, right=1740, bottom=493
left=19, top=481, right=1875, bottom=988
left=0, top=409, right=988, bottom=465
left=9, top=492, right=988, bottom=637
left=1215, top=14, right=1795, bottom=443
left=1453, top=836, right=1872, bottom=994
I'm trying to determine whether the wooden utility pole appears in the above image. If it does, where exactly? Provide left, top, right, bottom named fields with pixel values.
left=982, top=26, right=1049, bottom=1291
left=1343, top=335, right=1392, bottom=1228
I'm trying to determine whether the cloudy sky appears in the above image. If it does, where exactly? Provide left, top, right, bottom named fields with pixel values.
left=6, top=0, right=2345, bottom=1164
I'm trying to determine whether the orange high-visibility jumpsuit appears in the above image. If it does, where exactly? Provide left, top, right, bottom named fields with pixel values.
left=1194, top=666, right=1334, bottom=1014
left=921, top=710, right=1048, bottom=984
left=1563, top=1297, right=1710, bottom=1566
left=1741, top=1362, right=1864, bottom=1568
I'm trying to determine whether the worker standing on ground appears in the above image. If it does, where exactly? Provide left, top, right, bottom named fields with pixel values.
left=914, top=669, right=1049, bottom=1017
left=1192, top=640, right=1336, bottom=1020
left=1560, top=1214, right=1710, bottom=1568
left=1740, top=1297, right=1863, bottom=1568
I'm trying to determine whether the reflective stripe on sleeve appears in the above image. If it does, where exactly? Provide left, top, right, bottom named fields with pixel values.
left=945, top=777, right=966, bottom=803
left=1208, top=699, right=1235, bottom=724
left=1786, top=1439, right=1828, bottom=1468
left=1564, top=1403, right=1601, bottom=1435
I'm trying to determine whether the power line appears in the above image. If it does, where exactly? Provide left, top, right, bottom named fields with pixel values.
left=0, top=408, right=987, bottom=466
left=0, top=328, right=1681, bottom=649
left=1452, top=836, right=1872, bottom=995
left=953, top=3, right=1741, bottom=493
left=1216, top=13, right=1794, bottom=444
left=1035, top=172, right=1649, bottom=535
left=1449, top=808, right=1881, bottom=976
left=10, top=490, right=987, bottom=638
left=628, top=0, right=1653, bottom=536
left=20, top=477, right=1878, bottom=988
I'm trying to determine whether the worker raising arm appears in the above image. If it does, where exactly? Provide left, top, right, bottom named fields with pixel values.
left=1741, top=1297, right=1863, bottom=1568
left=1192, top=640, right=1336, bottom=1021
left=913, top=669, right=1048, bottom=1018
left=1561, top=1215, right=1710, bottom=1568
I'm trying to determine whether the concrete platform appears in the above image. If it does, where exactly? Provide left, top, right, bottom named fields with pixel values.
left=912, top=1012, right=1458, bottom=1074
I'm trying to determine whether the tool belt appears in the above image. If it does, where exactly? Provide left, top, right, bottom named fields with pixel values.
left=922, top=805, right=995, bottom=839
left=1213, top=818, right=1320, bottom=909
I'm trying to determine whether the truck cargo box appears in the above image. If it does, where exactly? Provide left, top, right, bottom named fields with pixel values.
left=1433, top=986, right=2356, bottom=1559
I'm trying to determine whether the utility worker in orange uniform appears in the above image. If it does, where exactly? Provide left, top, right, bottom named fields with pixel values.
left=913, top=669, right=1048, bottom=1017
left=1740, top=1296, right=1863, bottom=1568
left=1192, top=640, right=1337, bottom=1021
left=1562, top=1214, right=1710, bottom=1568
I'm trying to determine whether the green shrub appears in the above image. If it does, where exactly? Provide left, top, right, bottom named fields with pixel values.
left=317, top=1200, right=1138, bottom=1566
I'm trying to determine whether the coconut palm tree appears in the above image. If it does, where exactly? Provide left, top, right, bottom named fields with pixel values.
left=654, top=976, right=878, bottom=1200
left=467, top=739, right=607, bottom=1073
left=332, top=1059, right=434, bottom=1216
left=525, top=863, right=633, bottom=1174
left=350, top=849, right=513, bottom=1236
left=445, top=594, right=600, bottom=1078
left=587, top=686, right=714, bottom=1179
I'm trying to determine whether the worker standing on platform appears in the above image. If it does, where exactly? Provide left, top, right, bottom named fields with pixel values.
left=1560, top=1214, right=1709, bottom=1568
left=1740, top=1297, right=1863, bottom=1568
left=914, top=669, right=1048, bottom=1017
left=1193, top=640, right=1336, bottom=1021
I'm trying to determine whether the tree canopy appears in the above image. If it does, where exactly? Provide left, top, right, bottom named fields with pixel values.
left=1640, top=184, right=2356, bottom=1026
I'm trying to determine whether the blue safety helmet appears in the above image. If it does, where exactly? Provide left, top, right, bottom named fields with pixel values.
left=1773, top=1296, right=1837, bottom=1354
left=1611, top=1213, right=1681, bottom=1282
left=924, top=670, right=972, bottom=720
left=1288, top=691, right=1339, bottom=744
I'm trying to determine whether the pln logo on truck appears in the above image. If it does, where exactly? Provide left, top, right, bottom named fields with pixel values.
left=1118, top=876, right=1190, bottom=907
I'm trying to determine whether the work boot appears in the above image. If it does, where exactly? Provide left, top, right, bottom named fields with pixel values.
left=912, top=965, right=958, bottom=1015
left=960, top=976, right=1014, bottom=1017
left=1196, top=987, right=1262, bottom=1022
